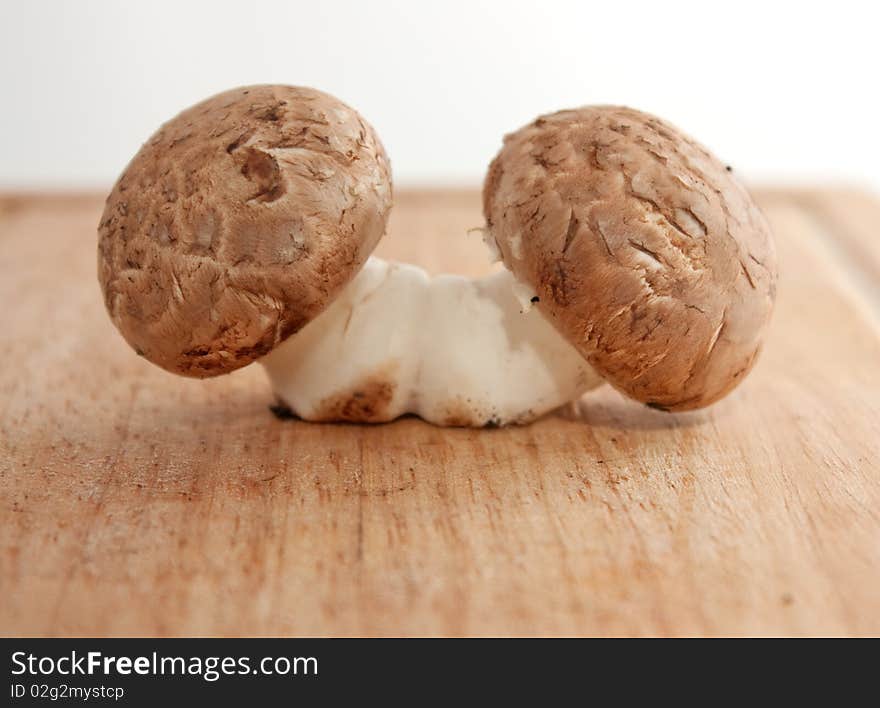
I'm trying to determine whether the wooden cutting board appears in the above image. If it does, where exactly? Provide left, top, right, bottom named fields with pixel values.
left=1, top=188, right=879, bottom=637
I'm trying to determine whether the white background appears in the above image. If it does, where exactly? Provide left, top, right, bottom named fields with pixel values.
left=1, top=0, right=877, bottom=190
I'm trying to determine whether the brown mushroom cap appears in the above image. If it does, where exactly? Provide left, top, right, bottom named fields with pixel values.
left=98, top=85, right=392, bottom=377
left=483, top=106, right=777, bottom=411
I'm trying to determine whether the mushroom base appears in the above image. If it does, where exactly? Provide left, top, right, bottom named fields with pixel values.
left=259, top=257, right=604, bottom=426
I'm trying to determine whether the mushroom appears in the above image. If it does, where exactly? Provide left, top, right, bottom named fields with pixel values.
left=99, top=89, right=777, bottom=426
left=482, top=106, right=778, bottom=411
left=98, top=84, right=392, bottom=378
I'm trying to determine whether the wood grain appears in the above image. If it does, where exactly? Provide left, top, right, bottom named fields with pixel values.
left=1, top=188, right=879, bottom=637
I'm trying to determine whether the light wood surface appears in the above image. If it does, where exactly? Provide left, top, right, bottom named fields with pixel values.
left=1, top=188, right=879, bottom=637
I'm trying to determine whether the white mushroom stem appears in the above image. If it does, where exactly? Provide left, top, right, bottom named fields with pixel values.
left=260, top=257, right=605, bottom=426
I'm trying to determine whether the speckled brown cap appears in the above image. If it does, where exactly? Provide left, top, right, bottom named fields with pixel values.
left=98, top=85, right=392, bottom=377
left=483, top=106, right=777, bottom=411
